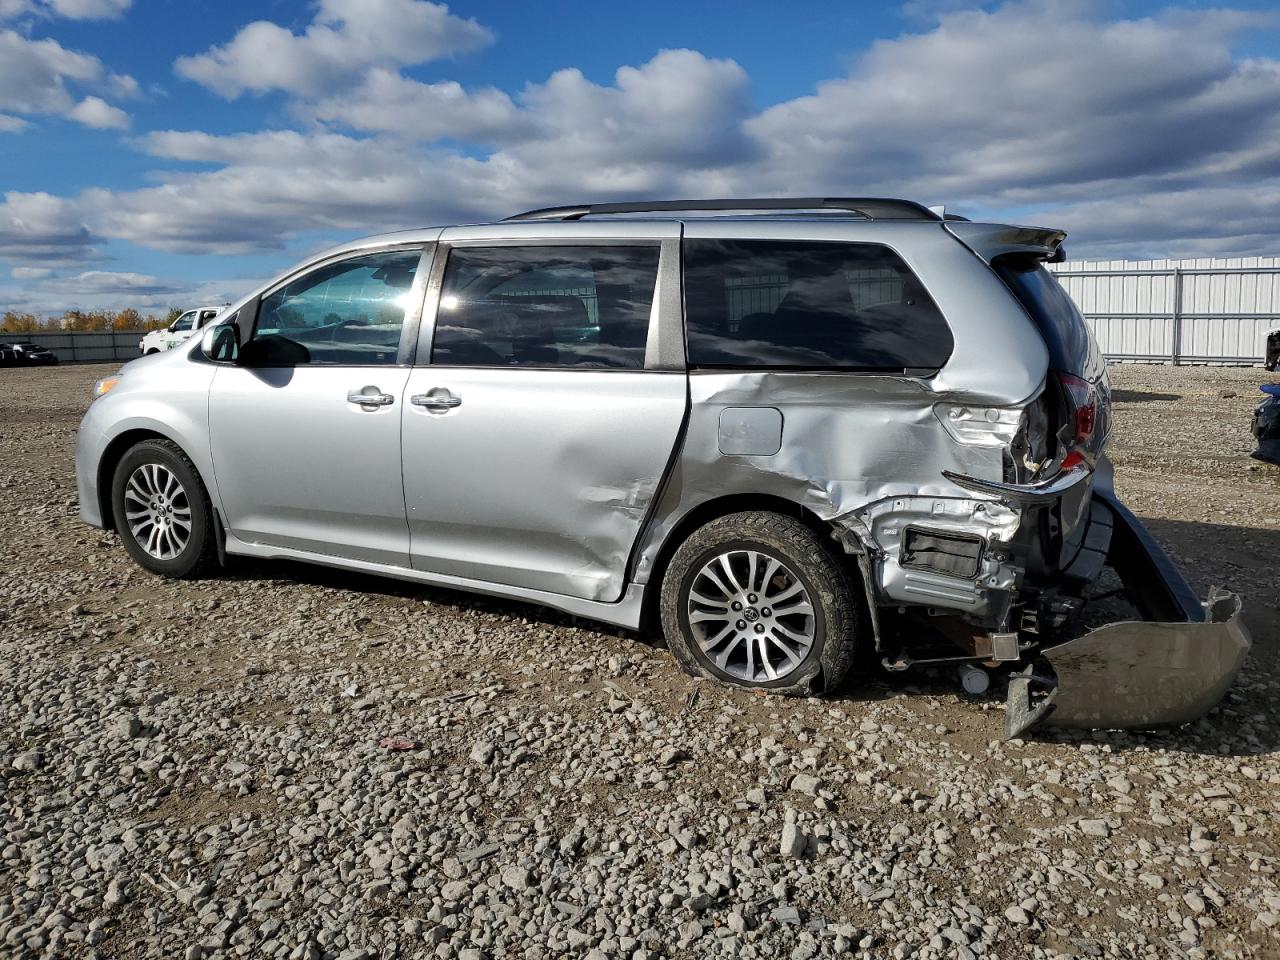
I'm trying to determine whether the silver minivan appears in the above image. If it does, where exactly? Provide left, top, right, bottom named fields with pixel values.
left=75, top=199, right=1248, bottom=734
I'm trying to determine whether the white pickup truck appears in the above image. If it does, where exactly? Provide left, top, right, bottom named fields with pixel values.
left=139, top=306, right=227, bottom=355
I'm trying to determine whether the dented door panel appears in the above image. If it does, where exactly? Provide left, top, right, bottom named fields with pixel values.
left=403, top=368, right=687, bottom=602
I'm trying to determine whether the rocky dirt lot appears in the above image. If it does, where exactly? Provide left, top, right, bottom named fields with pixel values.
left=1, top=362, right=1278, bottom=960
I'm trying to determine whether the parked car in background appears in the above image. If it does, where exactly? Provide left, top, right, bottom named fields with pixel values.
left=139, top=307, right=226, bottom=355
left=76, top=197, right=1248, bottom=737
left=0, top=341, right=58, bottom=365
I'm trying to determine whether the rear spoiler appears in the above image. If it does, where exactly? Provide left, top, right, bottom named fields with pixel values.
left=945, top=221, right=1067, bottom=264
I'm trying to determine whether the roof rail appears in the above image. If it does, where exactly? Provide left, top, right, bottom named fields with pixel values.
left=504, top=197, right=943, bottom=222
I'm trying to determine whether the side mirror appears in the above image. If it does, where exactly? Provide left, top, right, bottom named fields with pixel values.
left=201, top=322, right=241, bottom=363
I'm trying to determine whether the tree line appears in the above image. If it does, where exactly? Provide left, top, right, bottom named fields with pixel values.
left=1, top=308, right=184, bottom=334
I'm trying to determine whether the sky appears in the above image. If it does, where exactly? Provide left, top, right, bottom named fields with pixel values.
left=2, top=0, right=1280, bottom=317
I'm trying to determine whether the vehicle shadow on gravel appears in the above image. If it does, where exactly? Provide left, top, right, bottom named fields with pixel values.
left=217, top=555, right=612, bottom=633
left=212, top=517, right=1280, bottom=757
left=1110, top=388, right=1181, bottom=403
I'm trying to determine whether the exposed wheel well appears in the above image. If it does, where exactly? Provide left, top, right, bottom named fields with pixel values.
left=639, top=494, right=842, bottom=634
left=96, top=429, right=180, bottom=531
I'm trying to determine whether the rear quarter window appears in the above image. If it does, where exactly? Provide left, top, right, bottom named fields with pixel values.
left=994, top=257, right=1103, bottom=380
left=683, top=239, right=953, bottom=371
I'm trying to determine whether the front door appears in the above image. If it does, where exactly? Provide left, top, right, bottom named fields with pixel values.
left=164, top=311, right=197, bottom=349
left=401, top=230, right=687, bottom=602
left=208, top=245, right=430, bottom=566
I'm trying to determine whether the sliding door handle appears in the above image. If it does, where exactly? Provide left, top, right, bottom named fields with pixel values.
left=411, top=391, right=462, bottom=410
left=347, top=388, right=395, bottom=407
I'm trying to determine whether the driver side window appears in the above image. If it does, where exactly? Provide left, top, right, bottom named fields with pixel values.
left=250, top=249, right=423, bottom=366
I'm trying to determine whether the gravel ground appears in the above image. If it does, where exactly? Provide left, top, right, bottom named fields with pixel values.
left=1, top=362, right=1278, bottom=960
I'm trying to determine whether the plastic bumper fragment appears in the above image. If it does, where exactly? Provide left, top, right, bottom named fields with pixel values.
left=1006, top=590, right=1249, bottom=737
left=1005, top=492, right=1252, bottom=738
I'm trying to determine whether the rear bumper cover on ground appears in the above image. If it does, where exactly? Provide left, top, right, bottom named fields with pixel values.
left=1006, top=492, right=1251, bottom=737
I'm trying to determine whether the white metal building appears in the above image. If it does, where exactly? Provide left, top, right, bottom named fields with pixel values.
left=1049, top=257, right=1279, bottom=365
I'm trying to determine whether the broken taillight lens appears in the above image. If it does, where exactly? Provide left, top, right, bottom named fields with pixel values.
left=1056, top=371, right=1098, bottom=468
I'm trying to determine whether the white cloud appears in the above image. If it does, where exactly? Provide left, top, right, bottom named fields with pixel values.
left=68, top=94, right=128, bottom=129
left=0, top=269, right=243, bottom=318
left=0, top=113, right=27, bottom=132
left=175, top=0, right=492, bottom=98
left=45, top=269, right=181, bottom=293
left=0, top=28, right=135, bottom=128
left=1, top=0, right=130, bottom=19
left=306, top=47, right=754, bottom=174
left=507, top=49, right=756, bottom=178
left=87, top=130, right=479, bottom=254
left=0, top=191, right=96, bottom=264
left=745, top=4, right=1280, bottom=205
left=42, top=0, right=131, bottom=19
left=309, top=68, right=524, bottom=142
left=11, top=265, right=51, bottom=279
left=9, top=1, right=1280, bottom=275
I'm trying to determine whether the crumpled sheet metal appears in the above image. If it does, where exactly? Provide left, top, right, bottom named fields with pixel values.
left=1006, top=590, right=1250, bottom=737
left=1005, top=490, right=1252, bottom=738
left=632, top=370, right=1023, bottom=585
left=847, top=495, right=1022, bottom=615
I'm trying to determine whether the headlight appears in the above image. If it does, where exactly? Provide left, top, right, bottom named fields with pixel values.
left=92, top=376, right=121, bottom=400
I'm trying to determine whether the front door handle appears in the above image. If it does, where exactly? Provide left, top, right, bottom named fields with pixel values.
left=411, top=391, right=462, bottom=410
left=347, top=387, right=395, bottom=408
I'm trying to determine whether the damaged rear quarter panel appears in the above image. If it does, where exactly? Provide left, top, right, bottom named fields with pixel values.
left=634, top=221, right=1052, bottom=611
left=634, top=369, right=1032, bottom=612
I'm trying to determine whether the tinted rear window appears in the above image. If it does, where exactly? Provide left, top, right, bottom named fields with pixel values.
left=995, top=258, right=1101, bottom=379
left=683, top=239, right=953, bottom=371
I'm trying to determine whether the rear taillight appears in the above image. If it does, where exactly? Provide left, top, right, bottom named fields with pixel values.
left=1055, top=371, right=1098, bottom=469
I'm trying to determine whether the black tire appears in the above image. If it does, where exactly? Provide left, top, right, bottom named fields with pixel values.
left=144, top=349, right=159, bottom=355
left=111, top=438, right=218, bottom=579
left=659, top=511, right=861, bottom=696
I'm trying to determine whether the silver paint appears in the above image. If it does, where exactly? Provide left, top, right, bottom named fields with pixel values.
left=73, top=213, right=1179, bottom=662
left=75, top=217, right=1067, bottom=633
left=718, top=407, right=783, bottom=456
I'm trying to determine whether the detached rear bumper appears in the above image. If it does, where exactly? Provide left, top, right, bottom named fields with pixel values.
left=1006, top=492, right=1251, bottom=737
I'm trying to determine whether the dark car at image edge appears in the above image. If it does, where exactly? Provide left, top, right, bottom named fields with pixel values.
left=0, top=342, right=59, bottom=366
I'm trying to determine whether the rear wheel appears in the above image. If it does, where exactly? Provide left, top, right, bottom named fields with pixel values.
left=659, top=511, right=861, bottom=694
left=111, top=439, right=218, bottom=578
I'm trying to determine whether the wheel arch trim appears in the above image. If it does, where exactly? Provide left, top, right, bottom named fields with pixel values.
left=93, top=421, right=215, bottom=533
left=635, top=492, right=840, bottom=632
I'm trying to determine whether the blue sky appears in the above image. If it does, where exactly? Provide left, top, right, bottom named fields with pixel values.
left=3, top=0, right=1280, bottom=316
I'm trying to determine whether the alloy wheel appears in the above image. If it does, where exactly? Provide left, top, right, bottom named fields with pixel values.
left=123, top=463, right=192, bottom=560
left=686, top=549, right=816, bottom=683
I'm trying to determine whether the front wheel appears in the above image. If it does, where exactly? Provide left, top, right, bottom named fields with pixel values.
left=659, top=511, right=861, bottom=695
left=111, top=439, right=218, bottom=578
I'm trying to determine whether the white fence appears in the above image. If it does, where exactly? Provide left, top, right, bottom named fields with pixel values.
left=1050, top=257, right=1278, bottom=365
